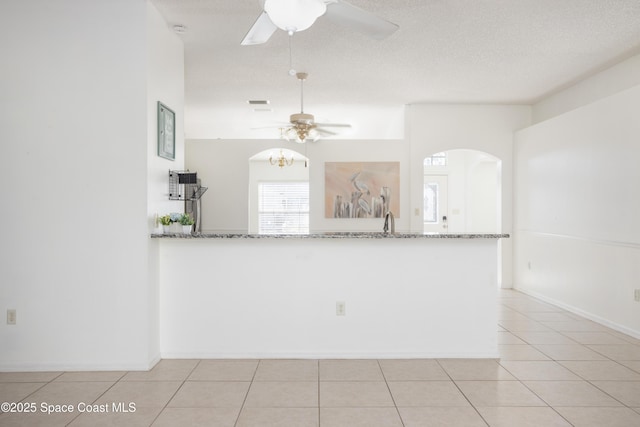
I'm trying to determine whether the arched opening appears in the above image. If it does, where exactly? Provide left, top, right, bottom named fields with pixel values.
left=248, top=148, right=310, bottom=234
left=423, top=149, right=502, bottom=234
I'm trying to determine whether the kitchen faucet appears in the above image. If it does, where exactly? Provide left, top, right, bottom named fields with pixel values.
left=383, top=211, right=395, bottom=234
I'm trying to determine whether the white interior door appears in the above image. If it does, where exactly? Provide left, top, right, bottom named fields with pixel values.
left=423, top=175, right=449, bottom=233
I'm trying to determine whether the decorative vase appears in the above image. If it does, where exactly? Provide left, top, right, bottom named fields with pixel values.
left=163, top=224, right=172, bottom=234
left=182, top=225, right=192, bottom=235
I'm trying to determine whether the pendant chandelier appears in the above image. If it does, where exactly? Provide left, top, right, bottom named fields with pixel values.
left=269, top=149, right=294, bottom=168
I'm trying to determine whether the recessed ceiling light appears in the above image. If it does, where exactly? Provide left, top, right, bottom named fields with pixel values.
left=172, top=24, right=187, bottom=34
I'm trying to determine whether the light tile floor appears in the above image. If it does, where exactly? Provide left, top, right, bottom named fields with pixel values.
left=1, top=289, right=640, bottom=426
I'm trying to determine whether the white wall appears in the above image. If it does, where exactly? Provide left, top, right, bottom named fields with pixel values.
left=514, top=84, right=640, bottom=337
left=146, top=1, right=185, bottom=364
left=533, top=52, right=640, bottom=124
left=0, top=0, right=184, bottom=370
left=187, top=105, right=531, bottom=242
left=407, top=104, right=532, bottom=287
left=468, top=158, right=500, bottom=233
left=424, top=150, right=500, bottom=234
left=187, top=104, right=405, bottom=141
left=186, top=138, right=410, bottom=233
left=159, top=238, right=499, bottom=358
left=147, top=1, right=186, bottom=228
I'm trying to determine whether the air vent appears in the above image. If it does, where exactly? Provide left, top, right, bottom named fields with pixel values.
left=172, top=24, right=187, bottom=34
left=248, top=100, right=270, bottom=105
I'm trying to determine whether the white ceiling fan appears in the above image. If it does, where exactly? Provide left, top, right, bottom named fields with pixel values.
left=241, top=0, right=399, bottom=45
left=272, top=72, right=352, bottom=143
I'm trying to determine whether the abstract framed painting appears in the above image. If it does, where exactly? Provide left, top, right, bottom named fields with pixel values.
left=325, top=161, right=400, bottom=218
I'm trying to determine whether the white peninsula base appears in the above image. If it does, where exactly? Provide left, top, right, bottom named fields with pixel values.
left=157, top=234, right=502, bottom=359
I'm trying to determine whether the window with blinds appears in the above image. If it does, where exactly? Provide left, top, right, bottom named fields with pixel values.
left=258, top=182, right=309, bottom=234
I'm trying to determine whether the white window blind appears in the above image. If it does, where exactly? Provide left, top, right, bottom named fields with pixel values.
left=258, top=182, right=309, bottom=234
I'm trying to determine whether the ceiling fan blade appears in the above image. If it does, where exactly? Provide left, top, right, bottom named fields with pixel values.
left=315, top=128, right=338, bottom=136
left=315, top=122, right=352, bottom=128
left=250, top=123, right=290, bottom=130
left=324, top=0, right=398, bottom=40
left=241, top=11, right=278, bottom=45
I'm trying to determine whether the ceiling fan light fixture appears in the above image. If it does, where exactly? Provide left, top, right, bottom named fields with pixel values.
left=290, top=113, right=314, bottom=124
left=264, top=0, right=327, bottom=33
left=280, top=125, right=312, bottom=143
left=280, top=127, right=295, bottom=142
left=308, top=128, right=320, bottom=142
left=296, top=126, right=311, bottom=143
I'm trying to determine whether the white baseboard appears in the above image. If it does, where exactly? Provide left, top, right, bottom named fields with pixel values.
left=160, top=352, right=500, bottom=360
left=0, top=354, right=161, bottom=373
left=516, top=287, right=640, bottom=340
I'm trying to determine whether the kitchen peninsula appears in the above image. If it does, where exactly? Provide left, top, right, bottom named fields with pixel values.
left=154, top=232, right=507, bottom=359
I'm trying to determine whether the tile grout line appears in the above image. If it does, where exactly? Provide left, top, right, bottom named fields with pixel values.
left=232, top=359, right=260, bottom=427
left=317, top=359, right=320, bottom=427
left=584, top=379, right=636, bottom=410
left=434, top=359, right=490, bottom=427
left=376, top=359, right=405, bottom=427
left=495, top=348, right=577, bottom=427
left=147, top=359, right=203, bottom=426
left=1, top=380, right=55, bottom=423
left=25, top=371, right=67, bottom=406
left=498, top=299, right=581, bottom=427
left=63, top=372, right=127, bottom=426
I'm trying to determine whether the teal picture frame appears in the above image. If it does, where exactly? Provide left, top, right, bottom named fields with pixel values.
left=158, top=101, right=175, bottom=160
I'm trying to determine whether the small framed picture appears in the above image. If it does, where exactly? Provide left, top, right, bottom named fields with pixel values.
left=157, top=101, right=175, bottom=160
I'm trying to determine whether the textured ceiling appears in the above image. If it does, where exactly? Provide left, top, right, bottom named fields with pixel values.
left=150, top=0, right=640, bottom=139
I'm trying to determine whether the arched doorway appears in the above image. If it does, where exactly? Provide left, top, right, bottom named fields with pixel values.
left=248, top=148, right=310, bottom=234
left=423, top=149, right=501, bottom=234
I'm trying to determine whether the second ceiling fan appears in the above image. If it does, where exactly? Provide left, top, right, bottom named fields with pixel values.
left=241, top=0, right=399, bottom=45
left=279, top=72, right=351, bottom=143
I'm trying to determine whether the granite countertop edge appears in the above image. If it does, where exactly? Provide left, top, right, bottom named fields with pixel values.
left=151, top=232, right=510, bottom=239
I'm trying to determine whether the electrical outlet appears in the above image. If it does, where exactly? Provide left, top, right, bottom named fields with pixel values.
left=634, top=289, right=640, bottom=302
left=336, top=301, right=346, bottom=316
left=527, top=261, right=532, bottom=270
left=7, top=309, right=16, bottom=325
